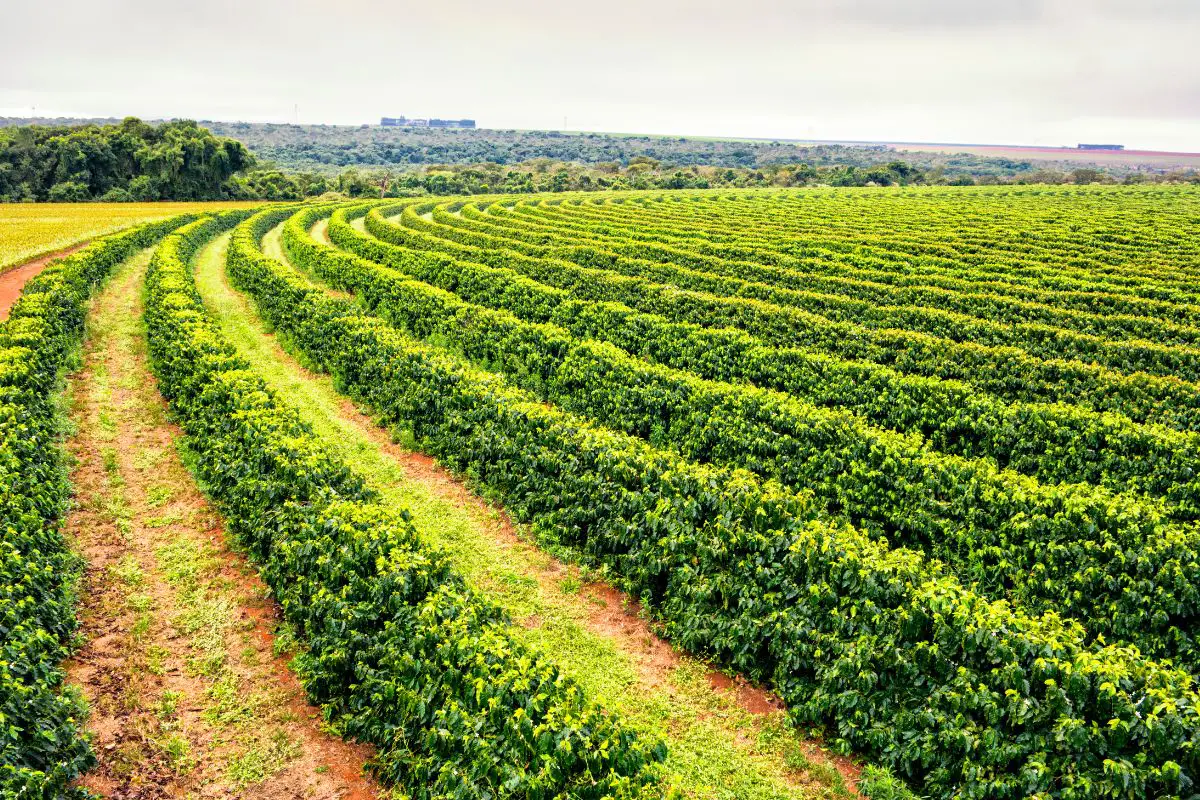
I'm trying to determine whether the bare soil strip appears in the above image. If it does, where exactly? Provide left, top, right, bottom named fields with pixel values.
left=202, top=228, right=862, bottom=799
left=63, top=247, right=381, bottom=800
left=0, top=242, right=90, bottom=319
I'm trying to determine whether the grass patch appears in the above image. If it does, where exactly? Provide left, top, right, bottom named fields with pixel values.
left=205, top=673, right=259, bottom=728
left=145, top=510, right=183, bottom=528
left=191, top=228, right=859, bottom=799
left=133, top=448, right=165, bottom=471
left=226, top=729, right=300, bottom=788
left=145, top=484, right=174, bottom=508
left=110, top=555, right=144, bottom=588
left=146, top=645, right=169, bottom=676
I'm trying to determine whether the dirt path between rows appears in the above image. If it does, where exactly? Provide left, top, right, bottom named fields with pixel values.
left=0, top=242, right=91, bottom=320
left=299, top=221, right=805, bottom=725
left=216, top=225, right=863, bottom=798
left=63, top=247, right=381, bottom=800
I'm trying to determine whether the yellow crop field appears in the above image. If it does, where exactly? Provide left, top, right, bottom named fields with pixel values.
left=0, top=201, right=263, bottom=272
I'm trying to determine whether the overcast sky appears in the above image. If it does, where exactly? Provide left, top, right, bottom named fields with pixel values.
left=2, top=0, right=1197, bottom=150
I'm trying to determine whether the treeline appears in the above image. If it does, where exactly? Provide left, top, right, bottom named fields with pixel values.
left=2, top=118, right=1196, bottom=203
left=0, top=118, right=252, bottom=202
left=0, top=117, right=1095, bottom=178
left=239, top=160, right=943, bottom=199
left=201, top=121, right=1037, bottom=174
left=182, top=122, right=1200, bottom=183
left=237, top=158, right=1198, bottom=200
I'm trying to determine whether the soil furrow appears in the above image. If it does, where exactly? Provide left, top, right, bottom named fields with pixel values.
left=197, top=227, right=862, bottom=800
left=63, top=246, right=381, bottom=800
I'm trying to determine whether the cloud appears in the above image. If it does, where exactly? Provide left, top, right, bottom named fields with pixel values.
left=814, top=0, right=1046, bottom=28
left=0, top=0, right=1196, bottom=150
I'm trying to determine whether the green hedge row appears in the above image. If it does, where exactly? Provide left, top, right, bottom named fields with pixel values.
left=289, top=205, right=1200, bottom=668
left=145, top=211, right=664, bottom=799
left=0, top=214, right=198, bottom=798
left=465, top=194, right=1200, bottom=443
left=703, top=189, right=1200, bottom=286
left=461, top=198, right=1200, bottom=349
left=482, top=188, right=1200, bottom=321
left=547, top=190, right=1200, bottom=307
left=480, top=198, right=1200, bottom=339
left=241, top=206, right=1200, bottom=799
left=420, top=202, right=1200, bottom=383
left=321, top=204, right=1200, bottom=514
left=360, top=203, right=1200, bottom=431
left=520, top=192, right=1200, bottom=318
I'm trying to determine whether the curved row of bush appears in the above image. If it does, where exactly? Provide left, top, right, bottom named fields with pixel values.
left=708, top=189, right=1200, bottom=280
left=0, top=214, right=202, bottom=797
left=418, top=201, right=1200, bottom=382
left=566, top=189, right=1200, bottom=273
left=567, top=189, right=1200, bottom=303
left=237, top=206, right=1200, bottom=799
left=145, top=210, right=665, bottom=799
left=289, top=204, right=1200, bottom=668
left=542, top=189, right=1200, bottom=323
left=323, top=203, right=1200, bottom=506
left=509, top=191, right=1200, bottom=316
left=454, top=199, right=1200, bottom=349
left=481, top=197, right=1200, bottom=333
left=359, top=204, right=1200, bottom=429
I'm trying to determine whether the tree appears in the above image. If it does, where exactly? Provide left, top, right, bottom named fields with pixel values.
left=47, top=181, right=89, bottom=202
left=1071, top=168, right=1108, bottom=185
left=0, top=117, right=253, bottom=201
left=337, top=168, right=373, bottom=197
left=128, top=175, right=160, bottom=201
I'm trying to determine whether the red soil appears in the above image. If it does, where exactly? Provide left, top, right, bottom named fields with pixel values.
left=0, top=243, right=90, bottom=321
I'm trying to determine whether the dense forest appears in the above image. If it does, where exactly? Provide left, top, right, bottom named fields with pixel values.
left=236, top=158, right=965, bottom=199
left=181, top=121, right=1200, bottom=181
left=242, top=157, right=1200, bottom=200
left=0, top=116, right=1064, bottom=178
left=0, top=118, right=252, bottom=201
left=200, top=121, right=1032, bottom=174
left=2, top=117, right=1196, bottom=202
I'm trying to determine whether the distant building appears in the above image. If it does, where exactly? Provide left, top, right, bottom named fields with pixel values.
left=1078, top=143, right=1124, bottom=151
left=381, top=116, right=475, bottom=129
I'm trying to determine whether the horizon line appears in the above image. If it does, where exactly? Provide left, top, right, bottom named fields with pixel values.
left=3, top=113, right=1198, bottom=157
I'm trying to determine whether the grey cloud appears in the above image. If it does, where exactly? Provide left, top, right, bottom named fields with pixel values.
left=0, top=0, right=1196, bottom=150
left=1089, top=0, right=1200, bottom=21
left=814, top=0, right=1047, bottom=28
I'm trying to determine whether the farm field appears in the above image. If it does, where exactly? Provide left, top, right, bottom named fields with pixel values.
left=0, top=201, right=262, bottom=273
left=4, top=184, right=1200, bottom=799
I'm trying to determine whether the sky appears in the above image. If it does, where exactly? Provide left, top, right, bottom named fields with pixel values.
left=2, top=0, right=1198, bottom=151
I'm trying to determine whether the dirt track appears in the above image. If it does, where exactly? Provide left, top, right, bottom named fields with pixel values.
left=0, top=242, right=90, bottom=320
left=65, top=247, right=380, bottom=799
